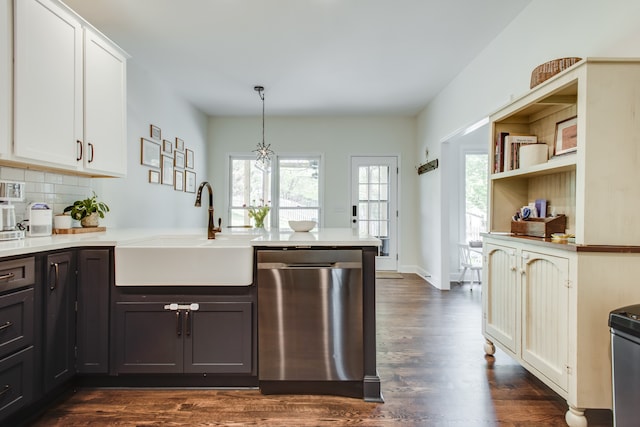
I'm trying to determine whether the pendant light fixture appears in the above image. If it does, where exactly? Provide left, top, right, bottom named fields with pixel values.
left=253, top=85, right=274, bottom=170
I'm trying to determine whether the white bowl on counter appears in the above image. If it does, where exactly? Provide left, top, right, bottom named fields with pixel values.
left=288, top=220, right=317, bottom=232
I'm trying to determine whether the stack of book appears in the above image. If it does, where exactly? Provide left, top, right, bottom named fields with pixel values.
left=493, top=133, right=538, bottom=173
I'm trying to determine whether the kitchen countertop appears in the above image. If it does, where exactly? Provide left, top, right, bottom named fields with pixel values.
left=0, top=227, right=380, bottom=258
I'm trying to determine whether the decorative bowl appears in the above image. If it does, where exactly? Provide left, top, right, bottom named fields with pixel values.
left=288, top=220, right=317, bottom=232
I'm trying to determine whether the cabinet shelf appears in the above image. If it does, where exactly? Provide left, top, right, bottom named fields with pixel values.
left=491, top=153, right=576, bottom=181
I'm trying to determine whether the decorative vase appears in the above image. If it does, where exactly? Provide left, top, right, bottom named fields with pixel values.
left=81, top=212, right=99, bottom=227
left=254, top=218, right=265, bottom=229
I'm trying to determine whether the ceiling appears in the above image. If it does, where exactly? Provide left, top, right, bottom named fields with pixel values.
left=62, top=0, right=530, bottom=117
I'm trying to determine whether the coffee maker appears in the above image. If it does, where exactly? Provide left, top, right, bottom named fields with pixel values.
left=0, top=180, right=25, bottom=240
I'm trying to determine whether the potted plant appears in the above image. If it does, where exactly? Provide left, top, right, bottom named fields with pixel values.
left=64, top=192, right=110, bottom=228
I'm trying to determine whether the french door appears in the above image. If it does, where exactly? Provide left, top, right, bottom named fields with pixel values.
left=350, top=156, right=398, bottom=271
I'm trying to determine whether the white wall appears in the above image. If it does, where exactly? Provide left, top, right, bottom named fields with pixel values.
left=207, top=116, right=419, bottom=270
left=92, top=60, right=209, bottom=229
left=417, top=0, right=640, bottom=288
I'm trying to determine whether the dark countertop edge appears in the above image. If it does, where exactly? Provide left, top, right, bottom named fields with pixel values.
left=482, top=233, right=640, bottom=253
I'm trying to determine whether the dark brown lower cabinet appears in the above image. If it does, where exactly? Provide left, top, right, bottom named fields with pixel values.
left=43, top=251, right=76, bottom=394
left=0, top=346, right=34, bottom=419
left=113, top=301, right=252, bottom=374
left=77, top=249, right=111, bottom=374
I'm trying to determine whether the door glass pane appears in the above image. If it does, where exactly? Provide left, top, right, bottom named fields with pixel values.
left=358, top=165, right=390, bottom=244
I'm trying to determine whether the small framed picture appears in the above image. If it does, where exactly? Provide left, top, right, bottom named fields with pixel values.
left=186, top=148, right=194, bottom=169
left=174, top=169, right=184, bottom=191
left=174, top=151, right=185, bottom=169
left=149, top=170, right=160, bottom=184
left=163, top=139, right=173, bottom=154
left=554, top=116, right=578, bottom=156
left=150, top=124, right=161, bottom=140
left=141, top=138, right=161, bottom=168
left=161, top=154, right=174, bottom=185
left=185, top=170, right=196, bottom=193
left=175, top=137, right=184, bottom=152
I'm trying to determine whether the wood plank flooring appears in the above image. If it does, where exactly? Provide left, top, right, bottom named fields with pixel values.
left=29, top=274, right=613, bottom=426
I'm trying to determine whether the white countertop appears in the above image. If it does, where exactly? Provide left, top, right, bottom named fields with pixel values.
left=0, top=227, right=380, bottom=258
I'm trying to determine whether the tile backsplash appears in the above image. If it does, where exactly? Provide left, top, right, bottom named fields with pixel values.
left=0, top=166, right=93, bottom=223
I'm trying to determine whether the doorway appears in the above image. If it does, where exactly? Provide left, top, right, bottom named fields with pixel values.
left=350, top=156, right=398, bottom=271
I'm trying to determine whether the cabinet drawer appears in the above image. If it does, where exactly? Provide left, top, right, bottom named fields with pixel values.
left=0, top=257, right=35, bottom=294
left=0, top=346, right=34, bottom=420
left=0, top=288, right=34, bottom=359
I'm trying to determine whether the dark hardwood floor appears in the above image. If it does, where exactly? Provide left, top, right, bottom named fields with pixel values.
left=30, top=274, right=613, bottom=426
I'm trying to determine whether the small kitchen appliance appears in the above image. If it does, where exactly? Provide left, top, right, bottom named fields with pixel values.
left=27, top=202, right=52, bottom=237
left=0, top=180, right=25, bottom=241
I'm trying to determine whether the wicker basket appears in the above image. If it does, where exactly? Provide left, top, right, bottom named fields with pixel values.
left=530, top=57, right=582, bottom=88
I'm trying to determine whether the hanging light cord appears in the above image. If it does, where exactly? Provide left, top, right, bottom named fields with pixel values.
left=253, top=85, right=273, bottom=164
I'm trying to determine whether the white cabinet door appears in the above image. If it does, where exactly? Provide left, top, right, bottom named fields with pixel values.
left=13, top=0, right=82, bottom=169
left=0, top=0, right=11, bottom=156
left=83, top=28, right=127, bottom=176
left=483, top=242, right=519, bottom=354
left=520, top=250, right=569, bottom=392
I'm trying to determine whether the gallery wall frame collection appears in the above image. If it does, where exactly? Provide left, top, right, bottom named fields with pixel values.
left=141, top=124, right=196, bottom=192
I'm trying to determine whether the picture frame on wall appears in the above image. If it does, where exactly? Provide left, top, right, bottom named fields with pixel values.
left=174, top=170, right=184, bottom=191
left=554, top=116, right=578, bottom=156
left=149, top=170, right=160, bottom=184
left=141, top=138, right=161, bottom=168
left=161, top=154, right=174, bottom=185
left=174, top=151, right=185, bottom=169
left=185, top=170, right=196, bottom=193
left=185, top=148, right=194, bottom=169
left=163, top=139, right=173, bottom=154
left=175, top=137, right=184, bottom=152
left=150, top=124, right=161, bottom=140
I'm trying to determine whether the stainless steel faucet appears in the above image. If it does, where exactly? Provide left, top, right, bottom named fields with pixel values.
left=194, top=181, right=221, bottom=239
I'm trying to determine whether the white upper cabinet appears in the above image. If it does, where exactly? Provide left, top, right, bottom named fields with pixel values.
left=83, top=28, right=127, bottom=176
left=12, top=0, right=127, bottom=177
left=0, top=0, right=11, bottom=157
left=14, top=0, right=82, bottom=169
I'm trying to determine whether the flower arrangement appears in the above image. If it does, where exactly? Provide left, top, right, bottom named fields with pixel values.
left=244, top=199, right=270, bottom=228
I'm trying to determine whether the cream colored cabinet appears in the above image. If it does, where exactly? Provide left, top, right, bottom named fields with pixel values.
left=520, top=249, right=569, bottom=392
left=12, top=0, right=127, bottom=177
left=482, top=242, right=518, bottom=354
left=484, top=59, right=640, bottom=427
left=483, top=241, right=570, bottom=394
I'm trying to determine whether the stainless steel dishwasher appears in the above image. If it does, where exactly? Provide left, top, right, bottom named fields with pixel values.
left=257, top=249, right=363, bottom=395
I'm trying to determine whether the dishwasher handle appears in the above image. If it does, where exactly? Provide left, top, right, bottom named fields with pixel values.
left=258, top=262, right=361, bottom=270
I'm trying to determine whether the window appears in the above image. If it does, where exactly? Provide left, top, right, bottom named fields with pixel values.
left=229, top=154, right=321, bottom=229
left=229, top=156, right=271, bottom=227
left=464, top=153, right=488, bottom=242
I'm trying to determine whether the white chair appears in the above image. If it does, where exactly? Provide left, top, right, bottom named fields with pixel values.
left=458, top=243, right=482, bottom=291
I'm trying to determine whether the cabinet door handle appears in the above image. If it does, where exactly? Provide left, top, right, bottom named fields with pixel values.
left=49, top=262, right=59, bottom=291
left=88, top=142, right=94, bottom=163
left=0, top=384, right=9, bottom=397
left=176, top=311, right=182, bottom=336
left=77, top=140, right=83, bottom=161
left=185, top=310, right=192, bottom=336
left=0, top=272, right=14, bottom=282
left=0, top=321, right=12, bottom=331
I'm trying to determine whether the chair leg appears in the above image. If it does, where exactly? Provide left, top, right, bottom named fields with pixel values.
left=458, top=267, right=467, bottom=284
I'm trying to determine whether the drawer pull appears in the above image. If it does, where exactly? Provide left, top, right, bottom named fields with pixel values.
left=0, top=272, right=14, bottom=282
left=0, top=384, right=9, bottom=397
left=0, top=321, right=11, bottom=331
left=50, top=262, right=60, bottom=291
